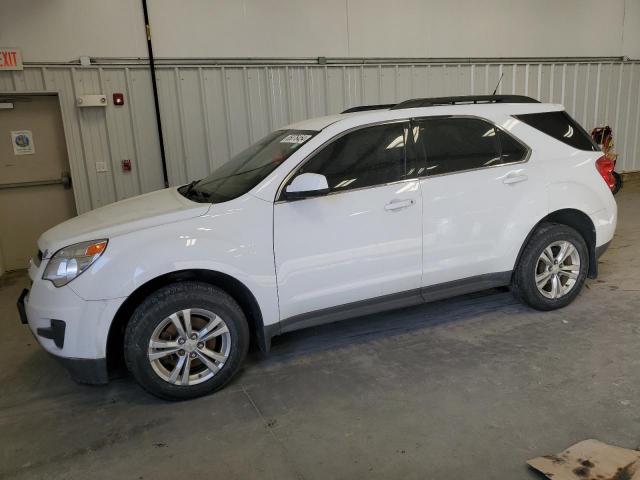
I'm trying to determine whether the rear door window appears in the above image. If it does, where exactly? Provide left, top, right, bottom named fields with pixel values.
left=515, top=111, right=598, bottom=151
left=414, top=117, right=528, bottom=176
left=496, top=128, right=528, bottom=163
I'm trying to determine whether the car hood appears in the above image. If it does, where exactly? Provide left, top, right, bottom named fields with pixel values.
left=39, top=187, right=211, bottom=257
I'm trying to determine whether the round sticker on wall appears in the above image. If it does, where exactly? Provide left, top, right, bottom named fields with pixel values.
left=14, top=134, right=29, bottom=147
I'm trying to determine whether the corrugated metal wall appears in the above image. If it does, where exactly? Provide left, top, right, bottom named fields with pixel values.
left=1, top=61, right=639, bottom=213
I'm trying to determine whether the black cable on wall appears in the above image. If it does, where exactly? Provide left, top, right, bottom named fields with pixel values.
left=141, top=0, right=169, bottom=188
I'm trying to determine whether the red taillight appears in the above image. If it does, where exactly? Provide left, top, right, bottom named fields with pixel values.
left=595, top=155, right=616, bottom=190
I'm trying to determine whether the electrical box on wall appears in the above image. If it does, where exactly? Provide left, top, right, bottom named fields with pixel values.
left=77, top=95, right=107, bottom=107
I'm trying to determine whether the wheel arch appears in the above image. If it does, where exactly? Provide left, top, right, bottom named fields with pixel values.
left=513, top=209, right=597, bottom=279
left=106, top=269, right=269, bottom=374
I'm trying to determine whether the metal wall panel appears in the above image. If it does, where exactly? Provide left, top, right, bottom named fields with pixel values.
left=1, top=61, right=639, bottom=213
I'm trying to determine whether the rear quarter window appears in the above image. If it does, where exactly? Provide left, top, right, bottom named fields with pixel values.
left=515, top=111, right=598, bottom=151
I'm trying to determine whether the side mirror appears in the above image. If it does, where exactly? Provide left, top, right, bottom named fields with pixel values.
left=285, top=173, right=330, bottom=200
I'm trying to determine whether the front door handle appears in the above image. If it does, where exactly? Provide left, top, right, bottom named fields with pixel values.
left=384, top=199, right=415, bottom=211
left=502, top=173, right=528, bottom=185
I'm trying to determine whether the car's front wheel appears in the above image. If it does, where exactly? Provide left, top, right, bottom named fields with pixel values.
left=124, top=281, right=249, bottom=400
left=511, top=223, right=589, bottom=311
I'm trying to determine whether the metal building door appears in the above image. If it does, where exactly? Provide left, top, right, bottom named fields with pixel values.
left=0, top=95, right=76, bottom=272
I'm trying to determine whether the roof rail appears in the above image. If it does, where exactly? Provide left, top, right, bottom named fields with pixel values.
left=341, top=104, right=395, bottom=113
left=391, top=95, right=539, bottom=109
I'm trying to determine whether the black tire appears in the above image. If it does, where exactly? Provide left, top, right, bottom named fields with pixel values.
left=124, top=281, right=249, bottom=400
left=511, top=223, right=589, bottom=311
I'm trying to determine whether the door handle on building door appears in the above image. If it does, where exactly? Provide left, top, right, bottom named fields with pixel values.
left=61, top=171, right=72, bottom=189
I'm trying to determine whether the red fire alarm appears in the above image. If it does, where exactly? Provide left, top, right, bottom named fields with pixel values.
left=113, top=93, right=125, bottom=106
left=121, top=159, right=132, bottom=172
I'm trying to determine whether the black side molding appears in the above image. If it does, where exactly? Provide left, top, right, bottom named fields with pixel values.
left=279, top=288, right=424, bottom=335
left=266, top=271, right=513, bottom=346
left=421, top=271, right=512, bottom=303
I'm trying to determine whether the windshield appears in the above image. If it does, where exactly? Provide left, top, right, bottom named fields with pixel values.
left=180, top=129, right=317, bottom=203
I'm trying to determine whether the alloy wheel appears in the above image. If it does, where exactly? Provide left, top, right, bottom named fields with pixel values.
left=148, top=308, right=231, bottom=386
left=534, top=240, right=581, bottom=300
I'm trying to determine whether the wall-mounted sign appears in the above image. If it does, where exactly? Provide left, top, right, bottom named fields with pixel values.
left=76, top=94, right=107, bottom=107
left=11, top=130, right=35, bottom=155
left=0, top=48, right=23, bottom=71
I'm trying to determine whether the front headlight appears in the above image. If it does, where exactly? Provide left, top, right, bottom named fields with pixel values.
left=43, top=239, right=108, bottom=287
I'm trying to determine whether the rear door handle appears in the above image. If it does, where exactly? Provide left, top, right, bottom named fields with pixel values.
left=384, top=199, right=415, bottom=211
left=502, top=173, right=528, bottom=185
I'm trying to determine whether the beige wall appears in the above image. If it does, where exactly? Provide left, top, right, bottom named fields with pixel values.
left=1, top=0, right=640, bottom=62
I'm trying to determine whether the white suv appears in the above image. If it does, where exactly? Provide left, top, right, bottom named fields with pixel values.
left=18, top=95, right=617, bottom=400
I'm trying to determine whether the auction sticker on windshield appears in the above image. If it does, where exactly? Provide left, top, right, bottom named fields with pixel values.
left=280, top=134, right=312, bottom=144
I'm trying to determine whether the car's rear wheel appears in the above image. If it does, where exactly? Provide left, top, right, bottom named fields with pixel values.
left=511, top=223, right=589, bottom=310
left=124, top=281, right=249, bottom=400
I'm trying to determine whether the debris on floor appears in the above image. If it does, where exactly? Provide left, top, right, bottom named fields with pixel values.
left=528, top=439, right=640, bottom=479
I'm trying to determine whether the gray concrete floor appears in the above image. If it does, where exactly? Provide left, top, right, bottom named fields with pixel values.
left=1, top=181, right=639, bottom=480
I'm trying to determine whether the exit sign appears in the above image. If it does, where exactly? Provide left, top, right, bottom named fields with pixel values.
left=0, top=48, right=23, bottom=71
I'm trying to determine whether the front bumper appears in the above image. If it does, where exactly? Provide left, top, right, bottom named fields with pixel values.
left=18, top=262, right=125, bottom=385
left=55, top=357, right=109, bottom=385
left=18, top=292, right=107, bottom=383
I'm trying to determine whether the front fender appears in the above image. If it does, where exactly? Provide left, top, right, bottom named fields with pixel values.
left=68, top=195, right=280, bottom=328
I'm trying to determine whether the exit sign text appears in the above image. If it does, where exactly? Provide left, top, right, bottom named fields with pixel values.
left=0, top=48, right=23, bottom=71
